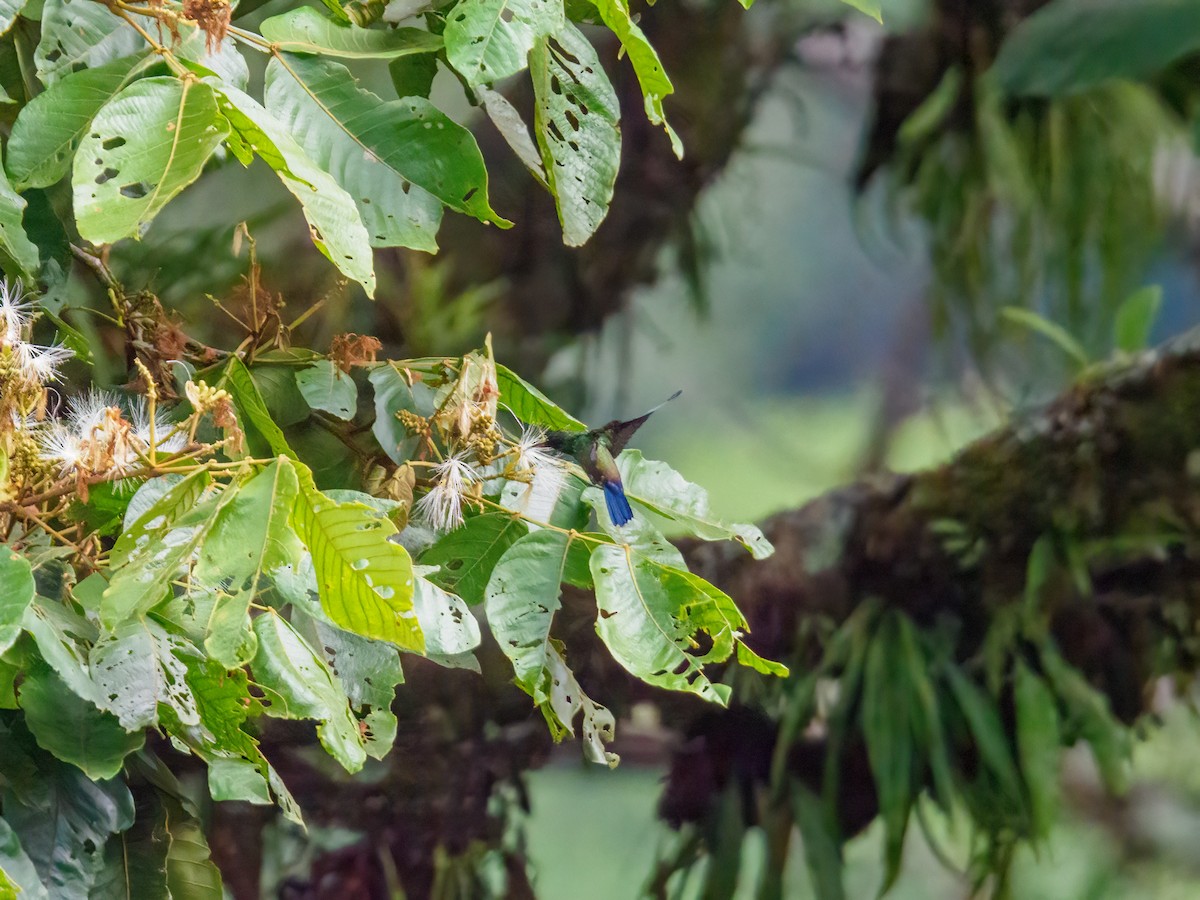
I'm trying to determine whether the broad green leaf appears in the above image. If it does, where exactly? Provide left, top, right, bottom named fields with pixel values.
left=251, top=610, right=366, bottom=772
left=993, top=0, right=1200, bottom=97
left=289, top=460, right=423, bottom=651
left=100, top=479, right=241, bottom=629
left=618, top=451, right=774, bottom=559
left=163, top=812, right=223, bottom=900
left=590, top=0, right=680, bottom=156
left=122, top=474, right=187, bottom=531
left=590, top=544, right=740, bottom=704
left=176, top=33, right=250, bottom=91
left=222, top=358, right=297, bottom=459
left=21, top=600, right=101, bottom=705
left=540, top=641, right=617, bottom=765
left=112, top=470, right=210, bottom=566
left=838, top=0, right=881, bottom=22
left=89, top=620, right=199, bottom=731
left=390, top=52, right=438, bottom=99
left=0, top=151, right=39, bottom=277
left=36, top=0, right=146, bottom=83
left=91, top=790, right=170, bottom=900
left=267, top=53, right=509, bottom=229
left=0, top=0, right=28, bottom=39
left=0, top=817, right=47, bottom=900
left=861, top=615, right=913, bottom=889
left=261, top=7, right=444, bottom=59
left=74, top=77, right=230, bottom=244
left=495, top=362, right=585, bottom=430
left=411, top=570, right=481, bottom=663
left=7, top=53, right=149, bottom=191
left=295, top=359, right=358, bottom=419
left=444, top=0, right=563, bottom=86
left=206, top=758, right=271, bottom=806
left=0, top=546, right=34, bottom=655
left=421, top=513, right=528, bottom=605
left=214, top=84, right=376, bottom=296
left=485, top=530, right=571, bottom=701
left=1114, top=284, right=1162, bottom=353
left=245, top=362, right=311, bottom=428
left=530, top=25, right=620, bottom=246
left=1014, top=659, right=1061, bottom=838
left=368, top=363, right=437, bottom=463
left=203, top=591, right=257, bottom=668
left=19, top=665, right=145, bottom=779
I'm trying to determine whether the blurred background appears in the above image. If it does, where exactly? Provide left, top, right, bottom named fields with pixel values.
left=68, top=0, right=1200, bottom=895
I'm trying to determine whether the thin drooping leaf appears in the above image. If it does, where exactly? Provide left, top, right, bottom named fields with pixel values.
left=261, top=7, right=444, bottom=59
left=530, top=25, right=620, bottom=246
left=89, top=620, right=200, bottom=732
left=443, top=0, right=563, bottom=86
left=36, top=0, right=146, bottom=83
left=618, top=451, right=774, bottom=559
left=214, top=84, right=377, bottom=296
left=1014, top=659, right=1061, bottom=838
left=590, top=0, right=680, bottom=156
left=477, top=86, right=547, bottom=185
left=251, top=610, right=366, bottom=773
left=541, top=641, right=617, bottom=766
left=791, top=781, right=846, bottom=900
left=222, top=358, right=297, bottom=459
left=495, top=363, right=585, bottom=430
left=999, top=306, right=1090, bottom=370
left=0, top=546, right=35, bottom=655
left=19, top=664, right=145, bottom=779
left=73, top=77, right=230, bottom=244
left=295, top=359, right=358, bottom=419
left=838, top=0, right=881, bottom=21
left=421, top=513, right=528, bottom=605
left=485, top=530, right=571, bottom=702
left=0, top=150, right=39, bottom=277
left=266, top=53, right=509, bottom=230
left=943, top=663, right=1024, bottom=805
left=288, top=460, right=423, bottom=651
left=7, top=53, right=149, bottom=191
left=1113, top=284, right=1162, bottom=353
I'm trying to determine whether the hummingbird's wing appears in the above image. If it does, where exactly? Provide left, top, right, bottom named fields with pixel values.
left=604, top=390, right=682, bottom=455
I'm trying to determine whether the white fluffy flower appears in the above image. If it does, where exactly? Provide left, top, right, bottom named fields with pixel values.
left=14, top=341, right=72, bottom=383
left=0, top=281, right=33, bottom=343
left=512, top=425, right=562, bottom=475
left=415, top=453, right=478, bottom=531
left=127, top=395, right=186, bottom=455
left=36, top=422, right=83, bottom=474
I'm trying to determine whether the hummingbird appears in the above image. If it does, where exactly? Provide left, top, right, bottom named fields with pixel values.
left=542, top=391, right=682, bottom=527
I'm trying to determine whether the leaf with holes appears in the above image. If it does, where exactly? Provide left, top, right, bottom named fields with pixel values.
left=540, top=641, right=617, bottom=765
left=89, top=620, right=200, bottom=732
left=444, top=0, right=563, bottom=86
left=420, top=513, right=528, bottom=606
left=288, top=460, right=423, bottom=651
left=36, top=0, right=146, bottom=84
left=590, top=543, right=740, bottom=705
left=73, top=77, right=230, bottom=244
left=261, top=7, right=444, bottom=59
left=295, top=359, right=358, bottom=419
left=591, top=0, right=679, bottom=156
left=8, top=53, right=150, bottom=191
left=214, top=83, right=376, bottom=296
left=251, top=610, right=366, bottom=773
left=411, top=569, right=481, bottom=668
left=267, top=54, right=508, bottom=234
left=531, top=25, right=620, bottom=246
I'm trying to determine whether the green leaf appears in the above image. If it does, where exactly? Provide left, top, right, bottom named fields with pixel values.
left=530, top=24, right=620, bottom=246
left=477, top=86, right=547, bottom=185
left=213, top=83, right=377, bottom=297
left=0, top=817, right=48, bottom=900
left=89, top=620, right=199, bottom=732
left=617, top=451, right=774, bottom=558
left=0, top=0, right=29, bottom=39
left=176, top=33, right=249, bottom=91
left=0, top=150, right=39, bottom=277
left=368, top=362, right=438, bottom=463
left=19, top=664, right=145, bottom=779
left=1014, top=659, right=1061, bottom=838
left=251, top=610, right=366, bottom=772
left=100, top=478, right=241, bottom=629
left=838, top=0, right=881, bottom=22
left=943, top=666, right=1024, bottom=815
left=791, top=781, right=845, bottom=900
left=266, top=53, right=509, bottom=230
left=261, top=7, right=443, bottom=59
left=91, top=789, right=171, bottom=900
left=540, top=640, right=617, bottom=765
left=1113, top=284, right=1162, bottom=353
left=202, top=591, right=257, bottom=669
left=73, top=77, right=230, bottom=244
left=420, top=513, right=528, bottom=605
left=0, top=546, right=34, bottom=655
left=590, top=0, right=680, bottom=156
left=21, top=600, right=101, bottom=707
left=295, top=359, right=358, bottom=420
left=993, top=0, right=1200, bottom=97
left=444, top=0, right=563, bottom=86
left=411, top=570, right=482, bottom=663
left=500, top=469, right=590, bottom=531
left=735, top=641, right=789, bottom=678
left=222, top=357, right=297, bottom=459
left=7, top=53, right=149, bottom=191
left=390, top=52, right=438, bottom=99
left=590, top=543, right=741, bottom=705
left=495, top=363, right=585, bottom=430
left=206, top=758, right=271, bottom=806
left=36, top=0, right=146, bottom=83
left=289, top=460, right=423, bottom=651
left=1041, top=645, right=1130, bottom=792
left=999, top=306, right=1090, bottom=370
left=485, top=530, right=573, bottom=701
left=162, top=809, right=223, bottom=900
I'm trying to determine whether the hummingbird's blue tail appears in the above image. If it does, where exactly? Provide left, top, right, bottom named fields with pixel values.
left=603, top=481, right=634, bottom=526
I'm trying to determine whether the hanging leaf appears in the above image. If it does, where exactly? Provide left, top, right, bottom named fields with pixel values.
left=411, top=570, right=481, bottom=661
left=73, top=77, right=230, bottom=244
left=21, top=601, right=102, bottom=706
left=7, top=53, right=150, bottom=191
left=530, top=25, right=620, bottom=246
left=36, top=0, right=146, bottom=83
left=0, top=150, right=39, bottom=278
left=495, top=363, right=585, bottom=430
left=89, top=620, right=200, bottom=732
left=295, top=359, right=358, bottom=419
left=0, top=547, right=35, bottom=656
left=1113, top=284, right=1162, bottom=353
left=266, top=54, right=509, bottom=231
left=214, top=84, right=377, bottom=297
left=1014, top=659, right=1061, bottom=838
left=838, top=0, right=881, bottom=22
left=222, top=358, right=297, bottom=459
left=443, top=0, right=563, bottom=86
left=477, top=86, right=547, bottom=185
left=251, top=610, right=366, bottom=773
left=541, top=640, right=617, bottom=766
left=261, top=7, right=443, bottom=59
left=420, top=513, right=528, bottom=605
left=289, top=460, right=423, bottom=651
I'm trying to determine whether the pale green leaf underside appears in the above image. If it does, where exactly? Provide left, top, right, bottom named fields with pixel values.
left=261, top=7, right=444, bottom=60
left=36, top=0, right=146, bottom=83
left=295, top=359, right=358, bottom=419
left=444, top=0, right=563, bottom=86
